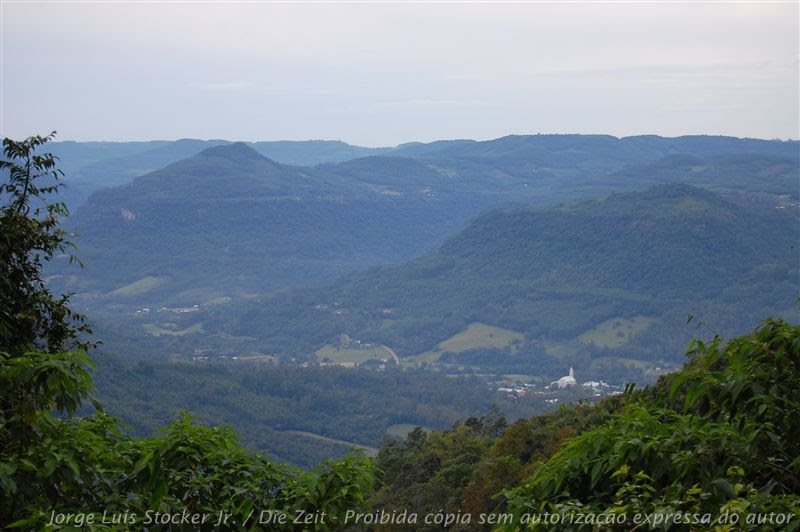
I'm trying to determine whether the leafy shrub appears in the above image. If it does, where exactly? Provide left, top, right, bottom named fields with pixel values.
left=501, top=319, right=800, bottom=530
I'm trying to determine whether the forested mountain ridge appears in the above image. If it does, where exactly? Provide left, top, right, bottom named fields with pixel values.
left=54, top=134, right=798, bottom=314
left=609, top=152, right=799, bottom=200
left=391, top=134, right=799, bottom=191
left=48, top=139, right=230, bottom=208
left=57, top=142, right=477, bottom=305
left=201, top=184, right=798, bottom=380
left=48, top=138, right=390, bottom=209
left=49, top=134, right=798, bottom=212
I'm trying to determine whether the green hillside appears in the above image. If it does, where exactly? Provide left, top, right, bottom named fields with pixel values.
left=610, top=152, right=799, bottom=199
left=49, top=138, right=390, bottom=209
left=57, top=143, right=474, bottom=306
left=207, top=184, right=798, bottom=382
left=50, top=135, right=798, bottom=315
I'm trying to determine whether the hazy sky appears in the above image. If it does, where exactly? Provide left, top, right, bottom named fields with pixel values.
left=1, top=1, right=798, bottom=146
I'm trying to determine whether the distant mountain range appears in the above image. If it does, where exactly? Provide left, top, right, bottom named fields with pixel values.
left=50, top=134, right=798, bottom=209
left=52, top=134, right=798, bottom=310
left=57, top=143, right=484, bottom=306
left=48, top=138, right=387, bottom=208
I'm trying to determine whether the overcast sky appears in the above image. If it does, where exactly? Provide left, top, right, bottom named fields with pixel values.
left=1, top=1, right=798, bottom=146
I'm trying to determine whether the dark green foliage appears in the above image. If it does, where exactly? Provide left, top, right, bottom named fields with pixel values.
left=210, top=184, right=797, bottom=373
left=365, top=320, right=800, bottom=530
left=58, top=143, right=476, bottom=307
left=370, top=400, right=621, bottom=529
left=501, top=319, right=800, bottom=530
left=1, top=134, right=100, bottom=502
left=372, top=409, right=508, bottom=530
left=460, top=401, right=622, bottom=518
left=0, top=133, right=92, bottom=356
left=91, top=355, right=554, bottom=468
left=4, top=409, right=375, bottom=530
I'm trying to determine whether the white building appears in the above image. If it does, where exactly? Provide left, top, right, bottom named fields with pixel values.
left=553, top=367, right=577, bottom=388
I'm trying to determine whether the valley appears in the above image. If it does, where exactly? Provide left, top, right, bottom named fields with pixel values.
left=4, top=3, right=798, bottom=526
left=38, top=133, right=800, bottom=467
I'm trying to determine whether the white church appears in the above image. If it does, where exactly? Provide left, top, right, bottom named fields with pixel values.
left=552, top=367, right=577, bottom=388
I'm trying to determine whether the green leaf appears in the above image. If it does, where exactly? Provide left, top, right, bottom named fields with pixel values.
left=590, top=460, right=604, bottom=488
left=152, top=478, right=167, bottom=505
left=90, top=395, right=104, bottom=412
left=711, top=478, right=736, bottom=498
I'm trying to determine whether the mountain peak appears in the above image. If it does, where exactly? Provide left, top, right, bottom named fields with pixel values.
left=200, top=142, right=277, bottom=164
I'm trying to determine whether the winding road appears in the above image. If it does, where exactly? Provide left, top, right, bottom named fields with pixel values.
left=381, top=345, right=400, bottom=364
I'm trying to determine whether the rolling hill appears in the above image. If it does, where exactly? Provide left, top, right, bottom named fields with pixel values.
left=56, top=135, right=798, bottom=308
left=200, top=184, right=798, bottom=381
left=49, top=134, right=798, bottom=212
left=55, top=143, right=477, bottom=306
left=49, top=138, right=390, bottom=209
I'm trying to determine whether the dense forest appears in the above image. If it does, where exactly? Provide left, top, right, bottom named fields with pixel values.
left=50, top=134, right=798, bottom=309
left=195, top=183, right=797, bottom=367
left=90, top=355, right=581, bottom=468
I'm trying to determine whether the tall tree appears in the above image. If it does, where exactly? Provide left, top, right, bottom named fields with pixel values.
left=1, top=134, right=97, bottom=520
left=0, top=132, right=92, bottom=356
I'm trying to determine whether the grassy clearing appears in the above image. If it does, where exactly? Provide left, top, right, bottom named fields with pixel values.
left=143, top=322, right=204, bottom=337
left=408, top=323, right=524, bottom=366
left=543, top=341, right=576, bottom=361
left=419, top=322, right=525, bottom=362
left=578, top=316, right=658, bottom=348
left=438, top=322, right=524, bottom=353
left=315, top=344, right=390, bottom=364
left=107, top=276, right=166, bottom=297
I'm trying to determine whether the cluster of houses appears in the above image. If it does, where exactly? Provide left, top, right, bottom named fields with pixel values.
left=492, top=366, right=624, bottom=403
